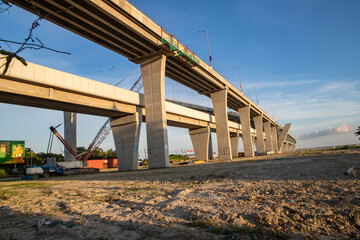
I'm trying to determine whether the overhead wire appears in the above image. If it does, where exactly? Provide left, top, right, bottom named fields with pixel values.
left=114, top=67, right=140, bottom=87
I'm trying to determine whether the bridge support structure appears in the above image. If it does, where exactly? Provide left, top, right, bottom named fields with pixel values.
left=253, top=115, right=266, bottom=154
left=238, top=105, right=254, bottom=157
left=111, top=110, right=142, bottom=171
left=140, top=54, right=169, bottom=168
left=64, top=111, right=77, bottom=162
left=189, top=126, right=210, bottom=161
left=211, top=88, right=232, bottom=160
left=278, top=123, right=292, bottom=153
left=264, top=121, right=273, bottom=152
left=271, top=125, right=279, bottom=152
left=230, top=131, right=239, bottom=158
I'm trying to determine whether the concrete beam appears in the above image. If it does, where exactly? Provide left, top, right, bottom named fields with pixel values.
left=140, top=54, right=169, bottom=168
left=189, top=126, right=210, bottom=161
left=230, top=131, right=239, bottom=158
left=253, top=115, right=266, bottom=154
left=111, top=110, right=142, bottom=171
left=211, top=88, right=232, bottom=160
left=271, top=125, right=279, bottom=152
left=278, top=123, right=292, bottom=153
left=64, top=112, right=77, bottom=162
left=238, top=105, right=254, bottom=157
left=263, top=121, right=273, bottom=152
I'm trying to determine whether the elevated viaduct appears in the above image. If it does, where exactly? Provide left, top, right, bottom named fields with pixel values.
left=0, top=60, right=296, bottom=170
left=6, top=0, right=296, bottom=169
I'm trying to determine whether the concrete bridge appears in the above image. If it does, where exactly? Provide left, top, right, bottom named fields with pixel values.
left=6, top=0, right=296, bottom=169
left=0, top=60, right=296, bottom=170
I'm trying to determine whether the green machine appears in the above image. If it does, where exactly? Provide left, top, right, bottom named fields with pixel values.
left=0, top=141, right=25, bottom=164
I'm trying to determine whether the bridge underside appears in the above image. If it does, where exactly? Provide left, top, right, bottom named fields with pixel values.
left=5, top=0, right=297, bottom=169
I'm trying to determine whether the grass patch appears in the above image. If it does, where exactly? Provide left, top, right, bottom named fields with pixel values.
left=191, top=219, right=214, bottom=228
left=2, top=182, right=52, bottom=189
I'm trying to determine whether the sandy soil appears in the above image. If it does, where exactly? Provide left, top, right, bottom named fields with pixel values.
left=0, top=150, right=359, bottom=240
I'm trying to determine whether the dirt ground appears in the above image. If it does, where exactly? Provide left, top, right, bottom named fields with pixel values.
left=0, top=149, right=359, bottom=240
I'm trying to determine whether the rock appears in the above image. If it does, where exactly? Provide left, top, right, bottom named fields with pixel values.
left=293, top=213, right=302, bottom=221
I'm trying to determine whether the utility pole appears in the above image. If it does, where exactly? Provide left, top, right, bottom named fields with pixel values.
left=198, top=30, right=212, bottom=67
left=109, top=66, right=115, bottom=85
left=233, top=66, right=243, bottom=92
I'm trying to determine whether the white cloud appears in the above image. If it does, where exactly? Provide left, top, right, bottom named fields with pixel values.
left=299, top=123, right=356, bottom=140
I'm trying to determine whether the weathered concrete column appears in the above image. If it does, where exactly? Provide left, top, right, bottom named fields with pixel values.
left=263, top=121, right=273, bottom=153
left=140, top=54, right=169, bottom=168
left=290, top=144, right=296, bottom=152
left=111, top=111, right=142, bottom=171
left=253, top=115, right=266, bottom=154
left=208, top=132, right=213, bottom=160
left=271, top=125, right=279, bottom=152
left=189, top=126, right=210, bottom=161
left=278, top=123, right=292, bottom=153
left=238, top=105, right=254, bottom=157
left=230, top=131, right=239, bottom=158
left=283, top=143, right=289, bottom=153
left=64, top=111, right=76, bottom=162
left=211, top=88, right=232, bottom=160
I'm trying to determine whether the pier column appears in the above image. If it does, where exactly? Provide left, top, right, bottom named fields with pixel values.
left=238, top=105, right=254, bottom=157
left=64, top=111, right=77, bottom=162
left=264, top=121, right=273, bottom=152
left=271, top=125, right=279, bottom=152
left=253, top=115, right=266, bottom=154
left=211, top=88, right=232, bottom=160
left=189, top=126, right=210, bottom=161
left=230, top=131, right=239, bottom=158
left=111, top=111, right=142, bottom=171
left=278, top=123, right=292, bottom=153
left=283, top=143, right=289, bottom=153
left=208, top=132, right=213, bottom=160
left=140, top=54, right=169, bottom=168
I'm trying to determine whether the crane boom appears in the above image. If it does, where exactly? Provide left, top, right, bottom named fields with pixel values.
left=130, top=74, right=143, bottom=92
left=49, top=126, right=80, bottom=160
left=81, top=118, right=112, bottom=162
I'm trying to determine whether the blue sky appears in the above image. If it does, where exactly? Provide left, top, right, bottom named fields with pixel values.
left=0, top=0, right=359, bottom=157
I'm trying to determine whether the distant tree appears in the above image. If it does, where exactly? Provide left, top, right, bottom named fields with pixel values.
left=76, top=146, right=87, bottom=155
left=24, top=148, right=43, bottom=165
left=105, top=149, right=116, bottom=159
left=89, top=147, right=105, bottom=160
left=355, top=126, right=360, bottom=140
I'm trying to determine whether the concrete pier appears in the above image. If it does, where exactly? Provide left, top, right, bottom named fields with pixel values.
left=271, top=125, right=279, bottom=152
left=253, top=115, right=265, bottom=154
left=111, top=111, right=142, bottom=171
left=211, top=88, right=232, bottom=160
left=189, top=126, right=210, bottom=161
left=230, top=131, right=239, bottom=158
left=140, top=54, right=169, bottom=168
left=278, top=123, right=292, bottom=153
left=64, top=111, right=77, bottom=162
left=264, top=121, right=273, bottom=152
left=238, top=105, right=254, bottom=157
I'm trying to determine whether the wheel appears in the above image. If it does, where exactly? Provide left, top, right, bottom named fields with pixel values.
left=44, top=173, right=49, bottom=178
left=32, top=175, right=39, bottom=180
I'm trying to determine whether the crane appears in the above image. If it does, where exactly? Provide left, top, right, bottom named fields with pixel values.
left=48, top=74, right=143, bottom=166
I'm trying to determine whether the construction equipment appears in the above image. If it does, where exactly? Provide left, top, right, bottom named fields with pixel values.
left=47, top=74, right=144, bottom=167
left=48, top=125, right=100, bottom=174
left=130, top=74, right=143, bottom=92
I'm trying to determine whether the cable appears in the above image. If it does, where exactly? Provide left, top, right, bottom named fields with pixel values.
left=114, top=67, right=140, bottom=87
